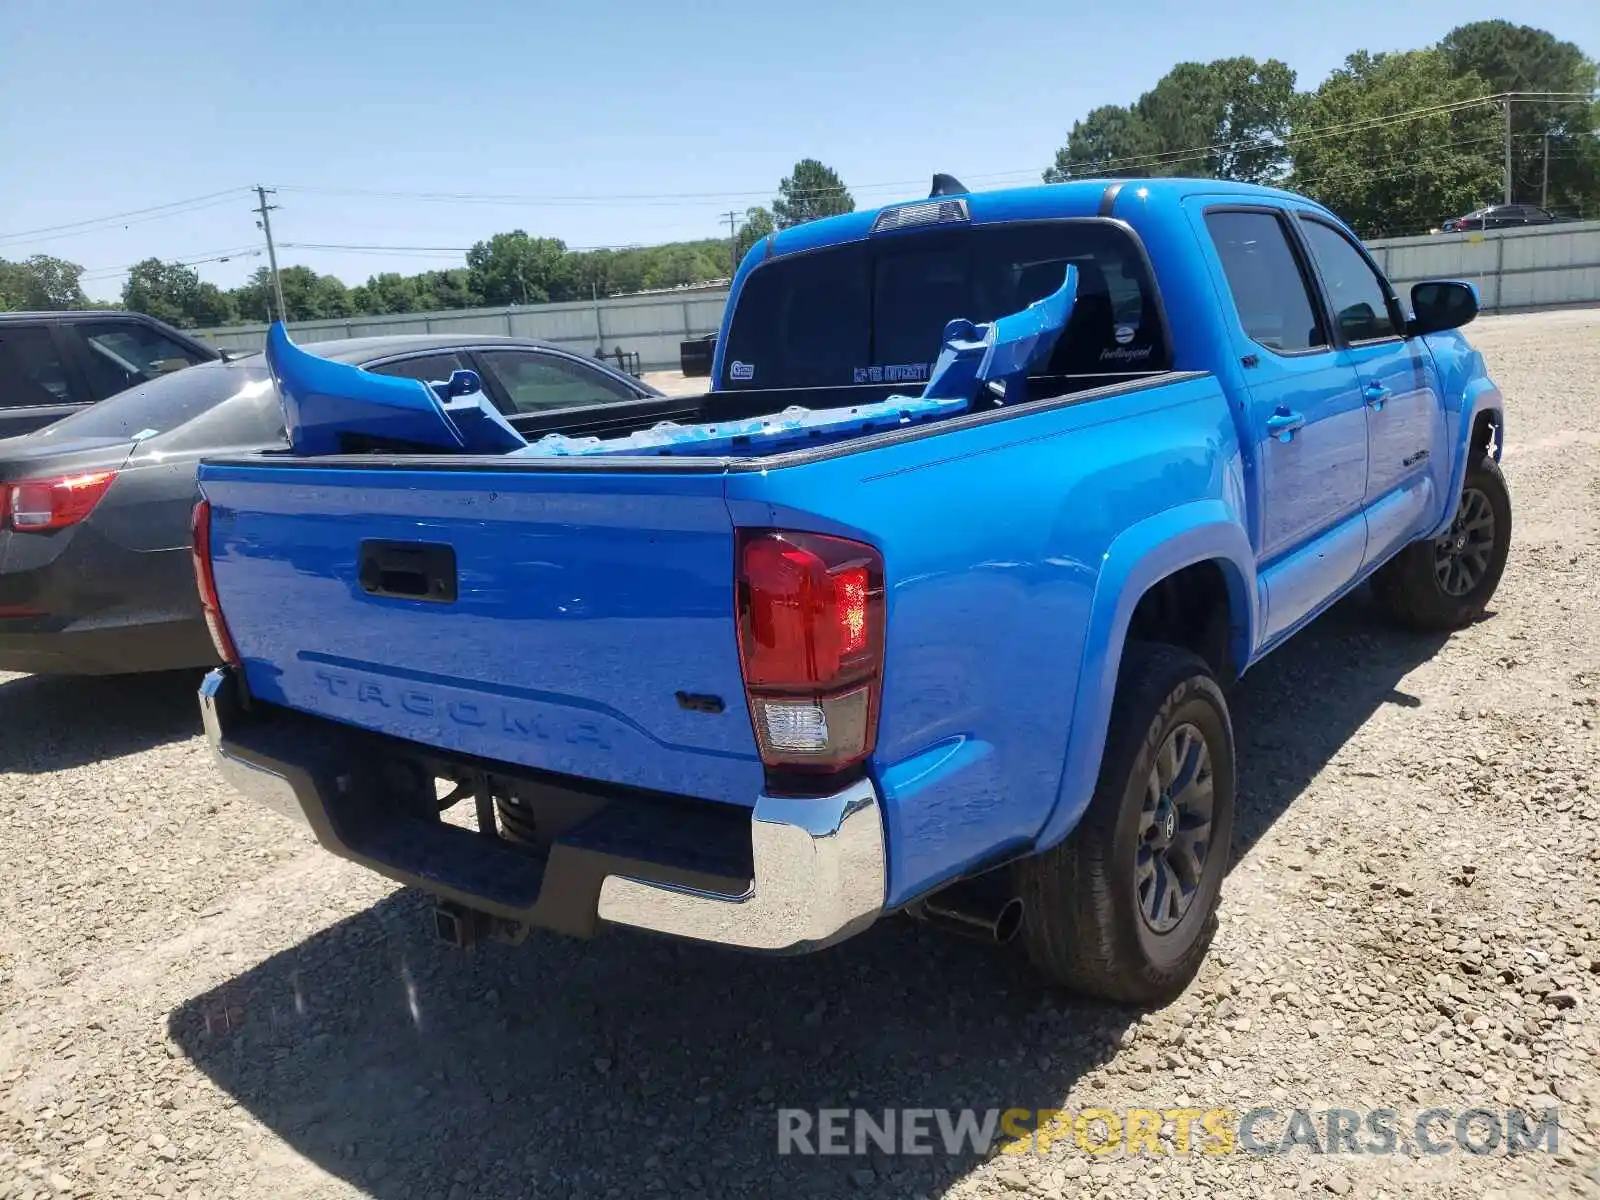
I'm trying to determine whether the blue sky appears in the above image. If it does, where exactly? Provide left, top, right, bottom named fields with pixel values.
left=2, top=0, right=1595, bottom=301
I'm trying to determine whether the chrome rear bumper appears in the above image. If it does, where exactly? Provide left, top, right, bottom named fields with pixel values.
left=597, top=782, right=884, bottom=952
left=200, top=668, right=886, bottom=953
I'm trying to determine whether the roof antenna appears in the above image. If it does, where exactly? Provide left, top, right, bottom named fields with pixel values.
left=930, top=173, right=968, bottom=198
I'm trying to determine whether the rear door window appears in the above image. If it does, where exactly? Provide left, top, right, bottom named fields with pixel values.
left=476, top=350, right=639, bottom=413
left=366, top=352, right=469, bottom=385
left=720, top=220, right=1168, bottom=390
left=0, top=325, right=78, bottom=408
left=76, top=321, right=209, bottom=399
left=1204, top=210, right=1327, bottom=353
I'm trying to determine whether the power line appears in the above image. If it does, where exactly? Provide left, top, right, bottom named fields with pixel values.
left=277, top=240, right=658, bottom=255
left=0, top=193, right=251, bottom=249
left=12, top=89, right=1598, bottom=255
left=1047, top=91, right=1596, bottom=182
left=1051, top=94, right=1507, bottom=180
left=78, top=244, right=264, bottom=283
left=0, top=188, right=253, bottom=243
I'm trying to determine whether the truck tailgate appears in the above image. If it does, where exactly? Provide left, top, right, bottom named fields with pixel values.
left=199, top=462, right=764, bottom=803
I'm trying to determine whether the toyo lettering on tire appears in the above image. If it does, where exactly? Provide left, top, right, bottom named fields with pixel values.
left=1016, top=644, right=1236, bottom=1003
left=1372, top=455, right=1512, bottom=631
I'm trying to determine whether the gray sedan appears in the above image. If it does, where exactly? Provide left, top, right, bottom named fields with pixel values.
left=0, top=336, right=662, bottom=674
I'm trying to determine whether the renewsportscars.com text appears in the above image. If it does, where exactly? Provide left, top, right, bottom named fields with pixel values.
left=776, top=1107, right=1560, bottom=1158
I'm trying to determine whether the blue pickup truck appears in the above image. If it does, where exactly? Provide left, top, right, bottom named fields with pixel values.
left=194, top=177, right=1508, bottom=1002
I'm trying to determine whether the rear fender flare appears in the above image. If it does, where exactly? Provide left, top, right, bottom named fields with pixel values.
left=1032, top=501, right=1256, bottom=853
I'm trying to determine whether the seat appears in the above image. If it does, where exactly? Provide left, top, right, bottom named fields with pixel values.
left=1042, top=260, right=1116, bottom=375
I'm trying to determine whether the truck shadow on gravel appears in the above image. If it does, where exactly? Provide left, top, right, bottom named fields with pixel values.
left=0, top=669, right=204, bottom=774
left=167, top=590, right=1460, bottom=1200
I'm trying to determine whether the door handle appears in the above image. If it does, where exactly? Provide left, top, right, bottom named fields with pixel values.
left=358, top=540, right=458, bottom=603
left=1266, top=409, right=1306, bottom=442
left=1364, top=381, right=1391, bottom=411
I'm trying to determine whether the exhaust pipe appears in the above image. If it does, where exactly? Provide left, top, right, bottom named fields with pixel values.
left=910, top=878, right=1025, bottom=945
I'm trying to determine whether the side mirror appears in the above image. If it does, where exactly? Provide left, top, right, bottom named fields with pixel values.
left=1407, top=280, right=1479, bottom=337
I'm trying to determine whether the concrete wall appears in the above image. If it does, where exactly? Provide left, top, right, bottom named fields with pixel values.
left=191, top=286, right=732, bottom=371
left=191, top=220, right=1600, bottom=368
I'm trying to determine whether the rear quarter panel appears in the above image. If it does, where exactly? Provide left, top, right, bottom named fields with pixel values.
left=725, top=374, right=1251, bottom=904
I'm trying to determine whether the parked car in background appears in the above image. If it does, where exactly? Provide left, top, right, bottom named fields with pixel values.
left=1441, top=204, right=1569, bottom=233
left=0, top=335, right=661, bottom=675
left=0, top=311, right=219, bottom=439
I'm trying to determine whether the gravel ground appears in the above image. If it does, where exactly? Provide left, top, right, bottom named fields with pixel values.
left=638, top=370, right=709, bottom=397
left=2, top=307, right=1599, bottom=1200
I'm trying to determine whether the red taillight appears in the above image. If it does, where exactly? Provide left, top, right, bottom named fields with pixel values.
left=736, top=530, right=884, bottom=772
left=190, top=499, right=239, bottom=666
left=3, top=471, right=117, bottom=532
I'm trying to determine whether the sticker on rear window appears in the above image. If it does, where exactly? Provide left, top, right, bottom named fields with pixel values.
left=853, top=362, right=928, bottom=385
left=729, top=360, right=755, bottom=381
left=1114, top=323, right=1136, bottom=345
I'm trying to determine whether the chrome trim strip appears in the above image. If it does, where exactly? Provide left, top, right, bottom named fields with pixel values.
left=596, top=779, right=886, bottom=953
left=200, top=669, right=306, bottom=826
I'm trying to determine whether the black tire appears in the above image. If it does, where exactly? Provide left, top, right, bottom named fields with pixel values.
left=1371, top=455, right=1511, bottom=631
left=1016, top=644, right=1235, bottom=1004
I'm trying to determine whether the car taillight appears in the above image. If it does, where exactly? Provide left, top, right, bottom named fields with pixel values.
left=736, top=529, right=885, bottom=773
left=190, top=499, right=239, bottom=666
left=3, top=472, right=117, bottom=532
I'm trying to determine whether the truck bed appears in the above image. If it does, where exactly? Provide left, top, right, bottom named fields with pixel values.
left=199, top=365, right=1208, bottom=829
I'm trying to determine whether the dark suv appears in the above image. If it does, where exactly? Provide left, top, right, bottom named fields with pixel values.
left=0, top=311, right=219, bottom=438
left=1441, top=204, right=1568, bottom=233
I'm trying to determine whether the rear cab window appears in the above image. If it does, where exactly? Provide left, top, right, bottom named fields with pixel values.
left=29, top=359, right=261, bottom=444
left=720, top=221, right=1170, bottom=392
left=1203, top=210, right=1328, bottom=354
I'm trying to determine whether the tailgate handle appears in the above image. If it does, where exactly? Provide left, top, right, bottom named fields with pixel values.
left=358, top=541, right=457, bottom=603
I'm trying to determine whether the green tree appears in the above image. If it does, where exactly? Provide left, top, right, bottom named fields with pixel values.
left=1045, top=58, right=1296, bottom=183
left=121, top=258, right=234, bottom=328
left=228, top=268, right=277, bottom=323
left=1440, top=21, right=1600, bottom=213
left=466, top=231, right=573, bottom=305
left=190, top=282, right=234, bottom=326
left=413, top=269, right=481, bottom=311
left=772, top=160, right=854, bottom=228
left=603, top=249, right=649, bottom=297
left=733, top=206, right=775, bottom=265
left=351, top=272, right=422, bottom=315
left=1044, top=104, right=1164, bottom=181
left=0, top=254, right=88, bottom=310
left=567, top=248, right=617, bottom=299
left=638, top=244, right=712, bottom=290
left=228, top=264, right=354, bottom=322
left=1292, top=50, right=1502, bottom=236
left=123, top=258, right=192, bottom=326
left=306, top=271, right=355, bottom=319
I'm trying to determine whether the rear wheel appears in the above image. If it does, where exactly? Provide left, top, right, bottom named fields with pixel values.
left=1016, top=644, right=1235, bottom=1003
left=1372, top=455, right=1511, bottom=631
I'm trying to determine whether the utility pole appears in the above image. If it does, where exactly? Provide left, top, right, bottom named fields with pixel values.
left=1503, top=97, right=1514, bottom=205
left=1541, top=131, right=1551, bottom=209
left=252, top=185, right=287, bottom=324
left=723, top=209, right=741, bottom=276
